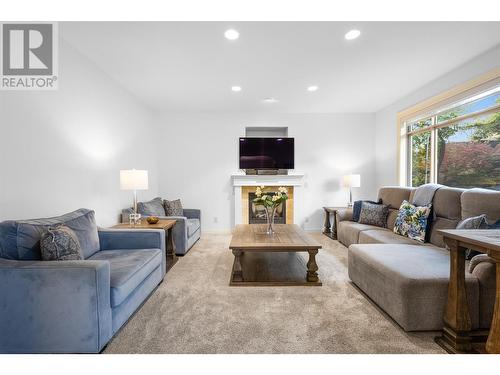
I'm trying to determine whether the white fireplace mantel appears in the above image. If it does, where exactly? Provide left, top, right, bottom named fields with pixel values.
left=231, top=173, right=304, bottom=227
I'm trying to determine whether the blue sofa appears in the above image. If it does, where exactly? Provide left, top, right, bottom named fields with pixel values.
left=122, top=204, right=201, bottom=255
left=0, top=209, right=166, bottom=353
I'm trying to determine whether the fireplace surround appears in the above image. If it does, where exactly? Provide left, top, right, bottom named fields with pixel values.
left=231, top=173, right=304, bottom=228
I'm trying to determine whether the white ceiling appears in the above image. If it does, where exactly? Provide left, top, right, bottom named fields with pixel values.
left=61, top=22, right=500, bottom=113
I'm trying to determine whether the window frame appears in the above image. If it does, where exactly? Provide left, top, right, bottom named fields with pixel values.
left=397, top=68, right=500, bottom=187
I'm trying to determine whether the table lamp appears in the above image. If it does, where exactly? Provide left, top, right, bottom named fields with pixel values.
left=342, top=174, right=361, bottom=207
left=120, top=169, right=148, bottom=225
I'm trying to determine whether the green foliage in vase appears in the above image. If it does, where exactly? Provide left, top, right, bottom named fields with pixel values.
left=253, top=186, right=289, bottom=208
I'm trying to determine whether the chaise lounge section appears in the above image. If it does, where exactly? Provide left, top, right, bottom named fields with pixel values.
left=338, top=186, right=499, bottom=331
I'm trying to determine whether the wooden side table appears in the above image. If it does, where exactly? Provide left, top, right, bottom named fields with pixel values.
left=435, top=229, right=500, bottom=354
left=112, top=219, right=178, bottom=272
left=322, top=207, right=345, bottom=240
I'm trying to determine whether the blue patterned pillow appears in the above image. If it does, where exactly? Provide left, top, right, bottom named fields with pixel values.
left=393, top=200, right=431, bottom=243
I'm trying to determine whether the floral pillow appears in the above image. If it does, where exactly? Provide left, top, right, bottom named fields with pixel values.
left=393, top=200, right=432, bottom=243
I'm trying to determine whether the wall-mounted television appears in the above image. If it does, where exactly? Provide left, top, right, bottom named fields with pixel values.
left=239, top=137, right=294, bottom=170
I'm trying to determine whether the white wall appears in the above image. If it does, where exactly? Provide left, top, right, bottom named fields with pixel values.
left=374, top=45, right=500, bottom=187
left=0, top=41, right=160, bottom=226
left=157, top=112, right=376, bottom=232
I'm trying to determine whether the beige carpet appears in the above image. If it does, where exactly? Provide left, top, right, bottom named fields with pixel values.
left=104, top=233, right=445, bottom=354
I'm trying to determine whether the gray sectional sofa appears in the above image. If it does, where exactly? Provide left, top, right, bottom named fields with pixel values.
left=338, top=186, right=499, bottom=331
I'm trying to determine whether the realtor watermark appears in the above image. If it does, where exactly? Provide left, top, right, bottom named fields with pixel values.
left=0, top=22, right=58, bottom=90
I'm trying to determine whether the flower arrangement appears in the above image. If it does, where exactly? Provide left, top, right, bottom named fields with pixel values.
left=252, top=186, right=288, bottom=234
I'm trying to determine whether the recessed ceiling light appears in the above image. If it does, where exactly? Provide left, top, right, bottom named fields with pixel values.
left=307, top=85, right=319, bottom=92
left=262, top=97, right=278, bottom=103
left=231, top=86, right=242, bottom=92
left=224, top=29, right=239, bottom=40
left=345, top=29, right=361, bottom=40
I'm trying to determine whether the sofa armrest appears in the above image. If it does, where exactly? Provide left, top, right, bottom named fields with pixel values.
left=336, top=208, right=353, bottom=222
left=0, top=258, right=112, bottom=353
left=98, top=228, right=165, bottom=252
left=183, top=209, right=201, bottom=221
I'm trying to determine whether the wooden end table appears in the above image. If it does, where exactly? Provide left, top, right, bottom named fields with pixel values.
left=435, top=229, right=500, bottom=354
left=322, top=207, right=345, bottom=240
left=112, top=219, right=178, bottom=272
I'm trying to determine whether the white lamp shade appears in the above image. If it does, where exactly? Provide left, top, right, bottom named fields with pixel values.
left=120, top=169, right=148, bottom=190
left=342, top=174, right=361, bottom=188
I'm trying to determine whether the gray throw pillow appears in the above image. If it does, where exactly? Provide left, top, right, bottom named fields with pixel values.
left=358, top=202, right=389, bottom=228
left=456, top=214, right=488, bottom=259
left=164, top=199, right=183, bottom=216
left=40, top=225, right=83, bottom=261
left=137, top=197, right=166, bottom=216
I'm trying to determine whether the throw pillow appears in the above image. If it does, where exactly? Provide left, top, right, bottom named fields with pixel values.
left=164, top=199, right=183, bottom=216
left=393, top=200, right=432, bottom=243
left=137, top=197, right=166, bottom=216
left=40, top=225, right=83, bottom=261
left=358, top=202, right=389, bottom=228
left=487, top=219, right=500, bottom=229
left=352, top=199, right=382, bottom=222
left=456, top=214, right=488, bottom=259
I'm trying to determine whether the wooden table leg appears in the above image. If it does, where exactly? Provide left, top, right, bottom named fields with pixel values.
left=166, top=227, right=178, bottom=272
left=306, top=249, right=319, bottom=283
left=232, top=249, right=243, bottom=282
left=322, top=209, right=331, bottom=235
left=331, top=211, right=338, bottom=240
left=435, top=239, right=472, bottom=353
left=486, top=257, right=500, bottom=354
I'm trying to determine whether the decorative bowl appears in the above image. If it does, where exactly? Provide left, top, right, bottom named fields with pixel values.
left=147, top=216, right=160, bottom=224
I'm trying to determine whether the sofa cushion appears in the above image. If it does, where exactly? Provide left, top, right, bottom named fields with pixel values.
left=337, top=221, right=377, bottom=247
left=432, top=187, right=463, bottom=220
left=393, top=200, right=431, bottom=243
left=137, top=197, right=165, bottom=217
left=187, top=218, right=200, bottom=237
left=0, top=209, right=99, bottom=260
left=348, top=244, right=479, bottom=331
left=40, top=225, right=83, bottom=261
left=378, top=186, right=414, bottom=209
left=428, top=217, right=460, bottom=248
left=358, top=202, right=389, bottom=228
left=461, top=188, right=500, bottom=222
left=88, top=249, right=162, bottom=307
left=358, top=228, right=423, bottom=245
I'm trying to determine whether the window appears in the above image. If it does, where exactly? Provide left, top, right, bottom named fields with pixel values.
left=400, top=82, right=500, bottom=190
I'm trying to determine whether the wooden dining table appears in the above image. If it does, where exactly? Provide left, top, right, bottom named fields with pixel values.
left=435, top=229, right=500, bottom=354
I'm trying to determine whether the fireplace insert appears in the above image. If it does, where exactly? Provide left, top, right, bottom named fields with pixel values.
left=248, top=192, right=286, bottom=224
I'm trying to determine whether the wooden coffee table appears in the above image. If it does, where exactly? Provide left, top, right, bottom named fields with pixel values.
left=229, top=224, right=322, bottom=286
left=112, top=219, right=178, bottom=272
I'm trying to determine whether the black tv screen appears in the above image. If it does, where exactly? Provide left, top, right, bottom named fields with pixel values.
left=239, top=137, right=294, bottom=169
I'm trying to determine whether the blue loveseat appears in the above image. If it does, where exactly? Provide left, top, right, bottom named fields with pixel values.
left=122, top=199, right=201, bottom=255
left=0, top=209, right=166, bottom=353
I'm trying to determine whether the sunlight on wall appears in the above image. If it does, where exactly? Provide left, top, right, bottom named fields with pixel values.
left=61, top=119, right=122, bottom=164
